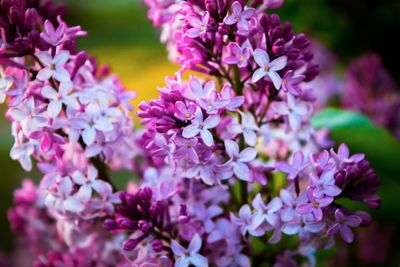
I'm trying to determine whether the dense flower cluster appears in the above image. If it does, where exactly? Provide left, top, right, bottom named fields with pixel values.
left=8, top=179, right=127, bottom=267
left=2, top=0, right=382, bottom=266
left=1, top=0, right=135, bottom=265
left=341, top=54, right=400, bottom=139
left=308, top=46, right=400, bottom=139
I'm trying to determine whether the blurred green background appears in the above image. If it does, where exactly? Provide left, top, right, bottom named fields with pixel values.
left=1, top=0, right=400, bottom=265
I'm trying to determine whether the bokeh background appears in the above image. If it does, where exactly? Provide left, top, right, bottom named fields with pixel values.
left=1, top=0, right=400, bottom=265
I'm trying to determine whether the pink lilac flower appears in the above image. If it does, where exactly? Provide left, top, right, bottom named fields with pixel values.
left=330, top=143, right=364, bottom=165
left=71, top=166, right=111, bottom=202
left=327, top=209, right=362, bottom=243
left=185, top=12, right=209, bottom=38
left=44, top=176, right=84, bottom=214
left=151, top=133, right=176, bottom=166
left=10, top=141, right=35, bottom=171
left=220, top=84, right=244, bottom=111
left=8, top=97, right=48, bottom=135
left=251, top=48, right=287, bottom=89
left=296, top=190, right=333, bottom=221
left=230, top=204, right=264, bottom=237
left=311, top=150, right=335, bottom=175
left=70, top=103, right=114, bottom=146
left=224, top=140, right=257, bottom=181
left=174, top=136, right=199, bottom=163
left=0, top=75, right=12, bottom=103
left=182, top=108, right=220, bottom=147
left=309, top=171, right=341, bottom=198
left=36, top=50, right=71, bottom=82
left=281, top=70, right=305, bottom=96
left=281, top=214, right=326, bottom=237
left=41, top=82, right=80, bottom=118
left=224, top=2, right=255, bottom=32
left=274, top=94, right=308, bottom=130
left=40, top=19, right=66, bottom=46
left=186, top=77, right=215, bottom=100
left=198, top=90, right=229, bottom=114
left=279, top=189, right=297, bottom=222
left=174, top=101, right=196, bottom=121
left=171, top=234, right=209, bottom=267
left=223, top=41, right=252, bottom=68
left=275, top=151, right=309, bottom=180
left=252, top=194, right=282, bottom=226
left=239, top=111, right=259, bottom=146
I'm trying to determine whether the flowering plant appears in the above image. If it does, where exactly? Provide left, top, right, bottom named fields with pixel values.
left=1, top=0, right=383, bottom=266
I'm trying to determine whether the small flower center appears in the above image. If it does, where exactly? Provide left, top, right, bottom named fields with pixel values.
left=313, top=202, right=319, bottom=209
left=185, top=112, right=191, bottom=118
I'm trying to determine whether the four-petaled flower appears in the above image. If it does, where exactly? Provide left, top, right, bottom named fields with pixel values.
left=44, top=176, right=84, bottom=214
left=274, top=93, right=308, bottom=130
left=224, top=1, right=255, bottom=32
left=174, top=101, right=196, bottom=121
left=186, top=12, right=210, bottom=38
left=252, top=48, right=287, bottom=89
left=182, top=108, right=220, bottom=147
left=327, top=209, right=362, bottom=243
left=330, top=143, right=365, bottom=165
left=41, top=82, right=80, bottom=118
left=224, top=139, right=257, bottom=181
left=296, top=190, right=333, bottom=221
left=275, top=151, right=309, bottom=180
left=223, top=41, right=252, bottom=68
left=198, top=90, right=229, bottom=114
left=239, top=111, right=259, bottom=146
left=71, top=166, right=112, bottom=203
left=281, top=70, right=305, bottom=96
left=70, top=102, right=114, bottom=146
left=230, top=204, right=265, bottom=236
left=40, top=19, right=66, bottom=46
left=252, top=194, right=282, bottom=227
left=36, top=50, right=71, bottom=82
left=171, top=233, right=209, bottom=267
left=174, top=136, right=199, bottom=163
left=309, top=171, right=341, bottom=198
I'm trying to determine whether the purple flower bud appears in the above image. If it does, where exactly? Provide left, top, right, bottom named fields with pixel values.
left=151, top=239, right=164, bottom=253
left=138, top=220, right=151, bottom=234
left=123, top=238, right=140, bottom=251
left=102, top=219, right=118, bottom=231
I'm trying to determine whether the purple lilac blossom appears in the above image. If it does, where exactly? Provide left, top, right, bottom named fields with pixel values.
left=1, top=0, right=382, bottom=266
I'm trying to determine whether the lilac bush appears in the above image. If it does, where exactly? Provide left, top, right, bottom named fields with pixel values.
left=1, top=0, right=381, bottom=266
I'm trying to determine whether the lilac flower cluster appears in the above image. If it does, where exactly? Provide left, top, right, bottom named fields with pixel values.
left=1, top=0, right=135, bottom=221
left=2, top=0, right=382, bottom=266
left=8, top=179, right=128, bottom=267
left=136, top=0, right=381, bottom=265
left=1, top=0, right=135, bottom=265
left=341, top=54, right=400, bottom=139
left=232, top=144, right=379, bottom=248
